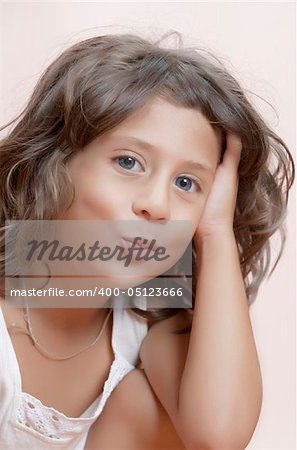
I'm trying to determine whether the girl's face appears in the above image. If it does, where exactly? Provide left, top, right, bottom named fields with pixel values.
left=64, top=96, right=221, bottom=225
left=59, top=97, right=221, bottom=285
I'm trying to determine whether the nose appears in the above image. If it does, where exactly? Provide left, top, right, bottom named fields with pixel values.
left=132, top=182, right=170, bottom=222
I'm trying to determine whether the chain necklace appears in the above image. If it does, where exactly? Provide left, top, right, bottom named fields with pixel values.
left=9, top=306, right=112, bottom=361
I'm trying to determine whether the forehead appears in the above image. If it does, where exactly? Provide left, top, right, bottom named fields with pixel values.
left=104, top=97, right=222, bottom=166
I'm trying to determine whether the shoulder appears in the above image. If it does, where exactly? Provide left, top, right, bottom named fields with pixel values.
left=125, top=369, right=186, bottom=449
left=86, top=368, right=186, bottom=449
left=136, top=310, right=192, bottom=443
left=146, top=309, right=192, bottom=331
left=141, top=309, right=192, bottom=358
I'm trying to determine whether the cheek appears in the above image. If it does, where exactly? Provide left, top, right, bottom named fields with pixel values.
left=79, top=186, right=121, bottom=219
left=62, top=170, right=126, bottom=220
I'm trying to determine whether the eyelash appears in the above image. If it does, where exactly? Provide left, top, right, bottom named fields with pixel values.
left=112, top=153, right=201, bottom=193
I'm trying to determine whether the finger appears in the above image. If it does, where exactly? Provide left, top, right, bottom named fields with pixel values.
left=222, top=132, right=242, bottom=169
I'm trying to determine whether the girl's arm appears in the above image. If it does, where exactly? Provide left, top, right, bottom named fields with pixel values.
left=141, top=133, right=263, bottom=449
left=178, top=230, right=263, bottom=449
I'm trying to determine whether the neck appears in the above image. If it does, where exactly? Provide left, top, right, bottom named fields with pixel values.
left=18, top=276, right=113, bottom=332
left=27, top=307, right=111, bottom=334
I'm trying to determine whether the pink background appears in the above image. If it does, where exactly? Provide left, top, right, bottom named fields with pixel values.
left=0, top=2, right=295, bottom=449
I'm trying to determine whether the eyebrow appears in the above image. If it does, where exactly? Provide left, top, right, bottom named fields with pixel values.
left=110, top=134, right=215, bottom=175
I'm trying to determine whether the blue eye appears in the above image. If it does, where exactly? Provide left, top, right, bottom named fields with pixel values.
left=117, top=156, right=142, bottom=171
left=175, top=176, right=199, bottom=192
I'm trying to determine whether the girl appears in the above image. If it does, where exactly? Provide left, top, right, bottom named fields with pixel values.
left=0, top=32, right=294, bottom=449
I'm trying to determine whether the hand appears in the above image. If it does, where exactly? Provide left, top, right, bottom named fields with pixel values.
left=194, top=132, right=242, bottom=241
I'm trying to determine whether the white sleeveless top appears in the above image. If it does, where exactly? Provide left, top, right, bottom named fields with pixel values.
left=0, top=296, right=148, bottom=449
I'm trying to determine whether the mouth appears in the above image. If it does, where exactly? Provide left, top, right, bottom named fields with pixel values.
left=121, top=236, right=158, bottom=252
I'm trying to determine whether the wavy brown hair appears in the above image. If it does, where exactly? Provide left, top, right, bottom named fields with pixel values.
left=0, top=32, right=295, bottom=334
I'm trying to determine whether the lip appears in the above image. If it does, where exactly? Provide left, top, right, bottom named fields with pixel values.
left=121, top=236, right=158, bottom=252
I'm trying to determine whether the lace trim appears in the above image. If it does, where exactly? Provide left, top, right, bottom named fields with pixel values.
left=16, top=356, right=132, bottom=440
